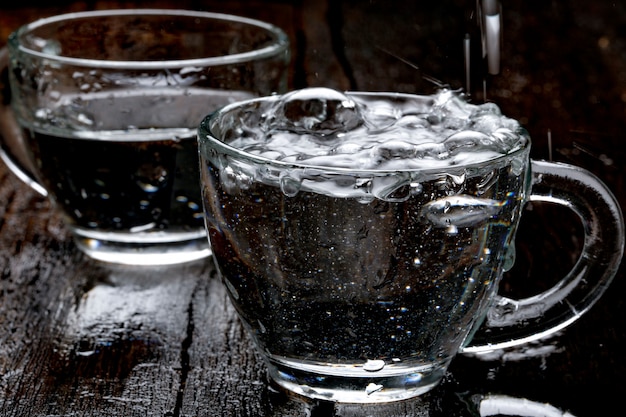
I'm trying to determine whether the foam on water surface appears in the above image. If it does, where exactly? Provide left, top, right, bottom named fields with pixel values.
left=222, top=88, right=529, bottom=171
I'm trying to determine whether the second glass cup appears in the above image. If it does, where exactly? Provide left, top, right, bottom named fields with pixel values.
left=0, top=9, right=290, bottom=265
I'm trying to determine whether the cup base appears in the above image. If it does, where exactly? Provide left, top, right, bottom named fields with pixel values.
left=266, top=356, right=446, bottom=403
left=72, top=228, right=211, bottom=265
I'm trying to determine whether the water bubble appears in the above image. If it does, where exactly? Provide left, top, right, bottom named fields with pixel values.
left=410, top=181, right=423, bottom=195
left=35, top=108, right=52, bottom=120
left=471, top=113, right=504, bottom=133
left=138, top=182, right=160, bottom=193
left=75, top=349, right=96, bottom=357
left=371, top=175, right=412, bottom=202
left=491, top=128, right=524, bottom=152
left=271, top=87, right=364, bottom=137
left=333, top=142, right=363, bottom=154
left=421, top=195, right=505, bottom=228
left=220, top=165, right=253, bottom=194
left=443, top=131, right=492, bottom=155
left=360, top=102, right=401, bottom=132
left=42, top=40, right=61, bottom=55
left=220, top=88, right=528, bottom=197
left=64, top=106, right=96, bottom=129
left=354, top=177, right=372, bottom=192
left=476, top=170, right=497, bottom=195
left=151, top=208, right=162, bottom=220
left=130, top=223, right=156, bottom=233
left=224, top=278, right=239, bottom=300
left=502, top=244, right=516, bottom=271
left=180, top=66, right=204, bottom=76
left=433, top=90, right=472, bottom=129
left=363, top=359, right=386, bottom=372
left=366, top=383, right=384, bottom=395
left=371, top=140, right=416, bottom=160
left=280, top=173, right=302, bottom=197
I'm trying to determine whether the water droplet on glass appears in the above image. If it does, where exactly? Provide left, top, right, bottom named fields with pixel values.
left=333, top=142, right=363, bottom=154
left=354, top=177, right=372, bottom=191
left=220, top=164, right=253, bottom=194
left=371, top=175, right=412, bottom=202
left=280, top=174, right=301, bottom=197
left=502, top=244, right=516, bottom=271
left=363, top=359, right=386, bottom=372
left=130, top=223, right=156, bottom=233
left=75, top=349, right=96, bottom=357
left=138, top=182, right=160, bottom=193
left=224, top=278, right=239, bottom=300
left=42, top=40, right=61, bottom=55
left=421, top=195, right=504, bottom=228
left=366, top=382, right=384, bottom=395
left=180, top=66, right=203, bottom=76
left=372, top=140, right=416, bottom=160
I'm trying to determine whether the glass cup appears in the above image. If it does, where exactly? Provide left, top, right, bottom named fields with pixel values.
left=197, top=88, right=624, bottom=403
left=0, top=9, right=290, bottom=265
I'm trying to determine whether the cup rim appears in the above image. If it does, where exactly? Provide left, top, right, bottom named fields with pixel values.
left=9, top=9, right=290, bottom=69
left=199, top=91, right=532, bottom=176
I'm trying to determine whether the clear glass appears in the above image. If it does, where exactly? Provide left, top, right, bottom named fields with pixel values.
left=0, top=9, right=290, bottom=265
left=197, top=91, right=624, bottom=403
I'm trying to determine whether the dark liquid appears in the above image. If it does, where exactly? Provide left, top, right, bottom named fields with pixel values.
left=28, top=129, right=202, bottom=233
left=25, top=89, right=251, bottom=235
left=202, top=153, right=528, bottom=366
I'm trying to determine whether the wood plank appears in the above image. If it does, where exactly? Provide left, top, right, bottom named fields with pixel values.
left=0, top=168, right=211, bottom=414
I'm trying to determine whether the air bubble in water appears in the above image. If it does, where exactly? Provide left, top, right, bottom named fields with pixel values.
left=371, top=175, right=412, bottom=202
left=271, top=87, right=364, bottom=137
left=421, top=195, right=505, bottom=228
left=280, top=174, right=301, bottom=197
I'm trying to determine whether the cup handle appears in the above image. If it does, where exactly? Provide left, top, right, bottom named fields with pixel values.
left=0, top=47, right=47, bottom=196
left=462, top=159, right=624, bottom=353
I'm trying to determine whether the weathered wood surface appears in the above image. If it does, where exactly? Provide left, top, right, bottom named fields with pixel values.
left=1, top=1, right=626, bottom=416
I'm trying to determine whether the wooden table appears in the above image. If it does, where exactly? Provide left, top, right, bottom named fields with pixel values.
left=1, top=1, right=625, bottom=415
